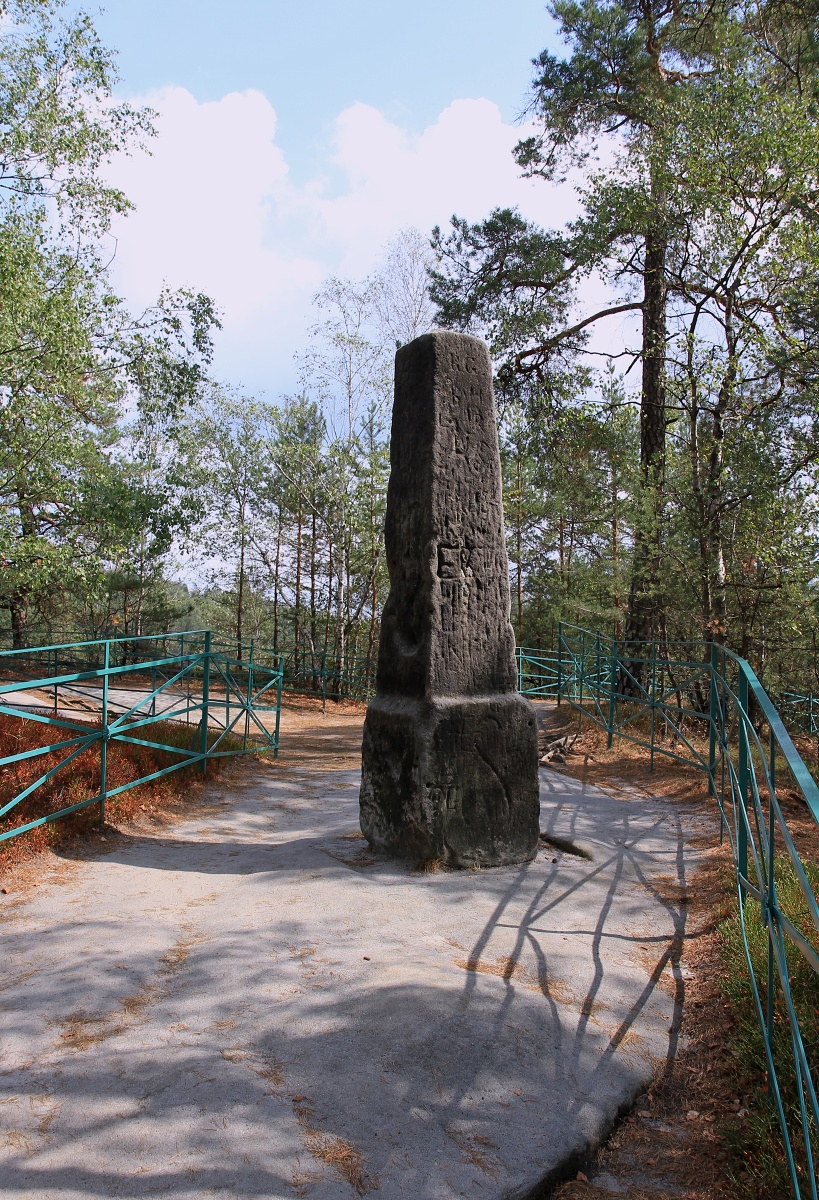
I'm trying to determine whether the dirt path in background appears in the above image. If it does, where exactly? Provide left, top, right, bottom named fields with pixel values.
left=273, top=694, right=368, bottom=769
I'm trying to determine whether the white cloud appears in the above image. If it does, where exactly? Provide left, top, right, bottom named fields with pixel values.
left=106, top=87, right=582, bottom=393
left=316, top=98, right=577, bottom=276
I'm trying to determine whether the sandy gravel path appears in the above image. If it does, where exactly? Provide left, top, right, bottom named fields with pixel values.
left=0, top=700, right=713, bottom=1198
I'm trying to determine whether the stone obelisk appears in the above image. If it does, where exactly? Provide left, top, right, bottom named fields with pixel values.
left=359, top=331, right=539, bottom=867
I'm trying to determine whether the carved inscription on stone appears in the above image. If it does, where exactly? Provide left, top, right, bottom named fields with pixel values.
left=437, top=543, right=472, bottom=633
left=437, top=544, right=461, bottom=578
left=359, top=331, right=540, bottom=868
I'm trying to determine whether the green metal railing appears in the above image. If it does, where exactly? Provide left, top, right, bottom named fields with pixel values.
left=780, top=691, right=819, bottom=736
left=552, top=622, right=818, bottom=1198
left=0, top=627, right=378, bottom=707
left=516, top=645, right=561, bottom=697
left=278, top=647, right=377, bottom=703
left=0, top=630, right=283, bottom=845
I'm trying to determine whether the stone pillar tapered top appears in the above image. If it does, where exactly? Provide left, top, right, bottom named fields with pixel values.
left=376, top=331, right=518, bottom=700
left=360, top=331, right=540, bottom=868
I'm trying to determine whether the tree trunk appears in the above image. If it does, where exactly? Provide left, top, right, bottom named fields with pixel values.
left=336, top=545, right=347, bottom=697
left=611, top=469, right=622, bottom=639
left=272, top=508, right=282, bottom=654
left=685, top=294, right=734, bottom=647
left=237, top=516, right=245, bottom=661
left=368, top=483, right=379, bottom=666
left=625, top=228, right=667, bottom=651
left=10, top=485, right=36, bottom=649
left=310, top=509, right=317, bottom=663
left=323, top=539, right=335, bottom=694
left=515, top=455, right=524, bottom=639
left=691, top=406, right=715, bottom=641
left=10, top=595, right=30, bottom=650
left=703, top=296, right=736, bottom=644
left=294, top=499, right=303, bottom=671
left=558, top=513, right=566, bottom=581
left=368, top=575, right=378, bottom=666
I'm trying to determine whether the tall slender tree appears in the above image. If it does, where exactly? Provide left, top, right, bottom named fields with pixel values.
left=432, top=0, right=819, bottom=659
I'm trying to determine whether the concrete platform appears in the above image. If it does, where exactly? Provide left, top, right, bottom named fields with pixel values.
left=0, top=759, right=700, bottom=1198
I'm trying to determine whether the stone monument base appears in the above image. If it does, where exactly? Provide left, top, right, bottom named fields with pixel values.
left=360, top=693, right=540, bottom=868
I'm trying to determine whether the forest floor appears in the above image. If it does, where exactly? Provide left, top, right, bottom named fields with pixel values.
left=0, top=693, right=806, bottom=1198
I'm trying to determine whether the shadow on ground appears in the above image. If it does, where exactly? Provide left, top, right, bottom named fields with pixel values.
left=0, top=748, right=705, bottom=1198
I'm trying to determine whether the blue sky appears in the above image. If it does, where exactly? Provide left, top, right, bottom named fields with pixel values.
left=89, top=0, right=560, bottom=179
left=72, top=2, right=582, bottom=396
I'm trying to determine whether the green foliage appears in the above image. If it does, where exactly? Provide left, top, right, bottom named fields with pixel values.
left=500, top=368, right=640, bottom=644
left=431, top=210, right=582, bottom=394
left=0, top=0, right=153, bottom=229
left=718, top=858, right=819, bottom=1197
left=0, top=1, right=219, bottom=646
left=431, top=0, right=819, bottom=681
left=173, top=233, right=432, bottom=674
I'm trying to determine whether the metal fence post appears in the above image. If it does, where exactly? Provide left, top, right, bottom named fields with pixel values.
left=607, top=641, right=618, bottom=749
left=767, top=726, right=776, bottom=1055
left=186, top=645, right=191, bottom=726
left=200, top=631, right=211, bottom=773
left=738, top=666, right=749, bottom=890
left=321, top=647, right=327, bottom=711
left=708, top=642, right=718, bottom=797
left=244, top=640, right=254, bottom=751
left=99, top=641, right=109, bottom=824
left=518, top=645, right=523, bottom=693
left=556, top=624, right=563, bottom=705
left=274, top=654, right=284, bottom=759
left=578, top=630, right=585, bottom=725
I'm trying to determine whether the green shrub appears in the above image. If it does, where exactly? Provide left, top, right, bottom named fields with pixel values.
left=718, top=857, right=819, bottom=1197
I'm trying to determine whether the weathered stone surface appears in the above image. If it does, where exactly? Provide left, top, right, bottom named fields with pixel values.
left=360, top=331, right=539, bottom=867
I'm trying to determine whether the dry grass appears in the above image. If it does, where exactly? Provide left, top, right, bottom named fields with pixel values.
left=58, top=1011, right=125, bottom=1051
left=56, top=930, right=204, bottom=1052
left=413, top=857, right=442, bottom=873
left=291, top=1095, right=377, bottom=1194
left=220, top=1047, right=285, bottom=1088
left=446, top=1129, right=501, bottom=1179
left=0, top=713, right=241, bottom=876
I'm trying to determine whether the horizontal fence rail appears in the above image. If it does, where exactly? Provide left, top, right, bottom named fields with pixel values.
left=779, top=692, right=819, bottom=736
left=516, top=646, right=561, bottom=698
left=0, top=628, right=380, bottom=707
left=553, top=622, right=818, bottom=1199
left=9, top=628, right=819, bottom=728
left=0, top=630, right=283, bottom=845
left=277, top=647, right=377, bottom=704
